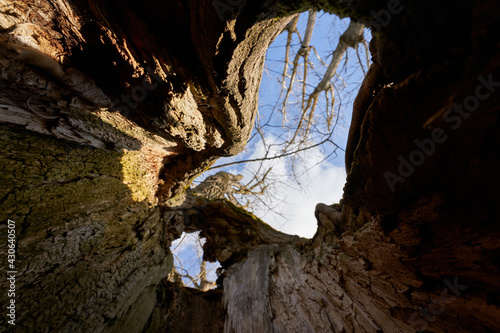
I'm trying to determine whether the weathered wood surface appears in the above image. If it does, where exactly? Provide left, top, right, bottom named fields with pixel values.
left=0, top=0, right=499, bottom=332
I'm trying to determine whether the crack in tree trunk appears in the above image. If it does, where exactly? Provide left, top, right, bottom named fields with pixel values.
left=1, top=0, right=499, bottom=332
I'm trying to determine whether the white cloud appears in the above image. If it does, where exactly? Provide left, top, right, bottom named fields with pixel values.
left=278, top=163, right=346, bottom=238
left=238, top=139, right=347, bottom=239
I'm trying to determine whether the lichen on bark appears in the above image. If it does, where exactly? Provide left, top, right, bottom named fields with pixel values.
left=1, top=0, right=499, bottom=332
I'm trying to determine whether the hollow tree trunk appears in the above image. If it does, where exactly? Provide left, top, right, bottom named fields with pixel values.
left=0, top=0, right=499, bottom=332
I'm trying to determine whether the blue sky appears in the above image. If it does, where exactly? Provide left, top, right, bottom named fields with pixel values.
left=171, top=12, right=372, bottom=286
left=210, top=12, right=371, bottom=237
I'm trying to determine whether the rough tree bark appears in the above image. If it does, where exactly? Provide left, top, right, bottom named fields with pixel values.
left=0, top=0, right=499, bottom=332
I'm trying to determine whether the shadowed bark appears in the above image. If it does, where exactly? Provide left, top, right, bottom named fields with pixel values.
left=0, top=0, right=499, bottom=332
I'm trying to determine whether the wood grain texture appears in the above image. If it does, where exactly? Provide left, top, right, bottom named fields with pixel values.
left=1, top=0, right=499, bottom=332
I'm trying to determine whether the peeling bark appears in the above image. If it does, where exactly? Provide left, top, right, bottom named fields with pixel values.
left=0, top=0, right=499, bottom=332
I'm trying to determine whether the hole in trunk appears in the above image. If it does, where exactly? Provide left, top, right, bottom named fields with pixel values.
left=168, top=231, right=221, bottom=291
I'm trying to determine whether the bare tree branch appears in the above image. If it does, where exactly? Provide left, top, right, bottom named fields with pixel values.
left=209, top=131, right=341, bottom=170
left=287, top=21, right=365, bottom=146
left=281, top=15, right=300, bottom=96
left=281, top=10, right=317, bottom=113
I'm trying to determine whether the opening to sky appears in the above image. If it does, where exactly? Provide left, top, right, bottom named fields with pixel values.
left=207, top=12, right=372, bottom=238
left=169, top=232, right=220, bottom=290
left=171, top=11, right=372, bottom=288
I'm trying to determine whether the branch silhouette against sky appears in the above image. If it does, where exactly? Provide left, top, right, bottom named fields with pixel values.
left=171, top=11, right=372, bottom=290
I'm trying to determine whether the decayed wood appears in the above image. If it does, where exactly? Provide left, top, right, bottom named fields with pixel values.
left=164, top=194, right=304, bottom=266
left=1, top=0, right=499, bottom=332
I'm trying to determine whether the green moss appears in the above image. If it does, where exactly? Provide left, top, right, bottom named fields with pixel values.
left=225, top=200, right=276, bottom=231
left=120, top=151, right=156, bottom=204
left=0, top=125, right=161, bottom=258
